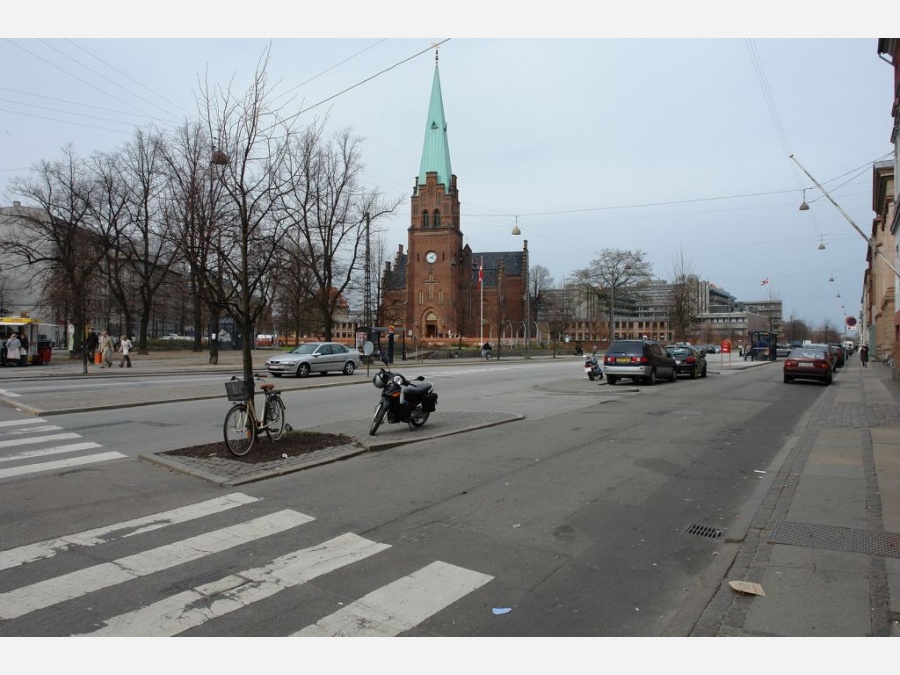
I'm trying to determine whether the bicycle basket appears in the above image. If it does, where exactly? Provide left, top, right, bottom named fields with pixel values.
left=225, top=379, right=252, bottom=401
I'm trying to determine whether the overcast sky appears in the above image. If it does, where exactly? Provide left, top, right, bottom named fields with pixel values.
left=2, top=6, right=896, bottom=337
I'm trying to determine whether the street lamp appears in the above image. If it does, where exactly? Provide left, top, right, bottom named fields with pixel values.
left=512, top=218, right=530, bottom=358
left=208, top=146, right=230, bottom=365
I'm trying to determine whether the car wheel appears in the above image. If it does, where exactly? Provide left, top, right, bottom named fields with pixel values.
left=784, top=374, right=792, bottom=383
left=669, top=368, right=676, bottom=382
left=343, top=361, right=356, bottom=375
left=701, top=366, right=707, bottom=378
left=297, top=362, right=311, bottom=378
left=690, top=366, right=698, bottom=380
left=646, top=369, right=656, bottom=386
left=606, top=375, right=617, bottom=385
left=825, top=375, right=833, bottom=386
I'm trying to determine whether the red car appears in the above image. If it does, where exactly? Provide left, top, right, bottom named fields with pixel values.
left=783, top=347, right=833, bottom=385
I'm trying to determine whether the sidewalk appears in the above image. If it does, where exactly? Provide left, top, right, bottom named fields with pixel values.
left=686, top=357, right=900, bottom=636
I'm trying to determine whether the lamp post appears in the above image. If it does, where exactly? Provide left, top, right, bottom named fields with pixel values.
left=512, top=218, right=530, bottom=358
left=208, top=146, right=230, bottom=365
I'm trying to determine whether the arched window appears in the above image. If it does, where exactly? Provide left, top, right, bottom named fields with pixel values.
left=422, top=211, right=429, bottom=228
left=433, top=210, right=441, bottom=228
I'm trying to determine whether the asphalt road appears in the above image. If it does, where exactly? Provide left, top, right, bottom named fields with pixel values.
left=0, top=356, right=820, bottom=638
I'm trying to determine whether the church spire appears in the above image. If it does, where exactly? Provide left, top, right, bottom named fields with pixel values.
left=418, top=58, right=453, bottom=188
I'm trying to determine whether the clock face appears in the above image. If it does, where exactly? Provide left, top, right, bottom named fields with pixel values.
left=425, top=251, right=437, bottom=264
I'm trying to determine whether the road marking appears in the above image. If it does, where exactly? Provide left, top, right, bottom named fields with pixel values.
left=0, top=389, right=21, bottom=398
left=0, top=418, right=46, bottom=427
left=0, top=432, right=81, bottom=449
left=0, top=509, right=314, bottom=620
left=0, top=425, right=64, bottom=436
left=0, top=451, right=126, bottom=480
left=0, top=442, right=101, bottom=464
left=0, top=493, right=261, bottom=572
left=78, top=533, right=390, bottom=636
left=293, top=560, right=494, bottom=637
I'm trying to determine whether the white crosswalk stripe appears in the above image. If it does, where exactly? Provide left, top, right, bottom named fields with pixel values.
left=0, top=417, right=123, bottom=480
left=294, top=561, right=493, bottom=637
left=0, top=496, right=494, bottom=635
left=0, top=492, right=260, bottom=572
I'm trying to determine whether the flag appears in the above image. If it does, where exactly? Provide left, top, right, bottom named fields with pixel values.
left=478, top=258, right=484, bottom=289
left=761, top=278, right=769, bottom=286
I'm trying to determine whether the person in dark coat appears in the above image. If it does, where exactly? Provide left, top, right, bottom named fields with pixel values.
left=18, top=330, right=29, bottom=367
left=859, top=345, right=869, bottom=368
left=84, top=329, right=99, bottom=364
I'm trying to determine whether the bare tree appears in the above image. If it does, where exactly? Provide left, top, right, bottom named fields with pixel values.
left=542, top=281, right=576, bottom=358
left=572, top=249, right=653, bottom=341
left=528, top=264, right=553, bottom=342
left=668, top=248, right=699, bottom=342
left=2, top=145, right=114, bottom=371
left=276, top=124, right=400, bottom=342
left=197, top=46, right=296, bottom=376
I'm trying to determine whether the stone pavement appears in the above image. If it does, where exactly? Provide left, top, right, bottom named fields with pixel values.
left=1, top=347, right=898, bottom=635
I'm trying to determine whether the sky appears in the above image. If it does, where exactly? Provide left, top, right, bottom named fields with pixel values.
left=1, top=4, right=897, bottom=340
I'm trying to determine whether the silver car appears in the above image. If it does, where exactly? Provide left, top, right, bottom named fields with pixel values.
left=265, top=342, right=360, bottom=378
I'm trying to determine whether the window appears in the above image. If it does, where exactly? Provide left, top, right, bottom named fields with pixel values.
left=422, top=211, right=429, bottom=228
left=433, top=210, right=440, bottom=228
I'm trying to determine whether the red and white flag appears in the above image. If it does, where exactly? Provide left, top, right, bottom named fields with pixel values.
left=761, top=278, right=769, bottom=286
left=478, top=258, right=484, bottom=289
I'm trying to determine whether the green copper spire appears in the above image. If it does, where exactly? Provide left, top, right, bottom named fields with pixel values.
left=418, top=57, right=453, bottom=188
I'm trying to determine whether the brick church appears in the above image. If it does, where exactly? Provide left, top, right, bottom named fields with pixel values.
left=381, top=53, right=527, bottom=344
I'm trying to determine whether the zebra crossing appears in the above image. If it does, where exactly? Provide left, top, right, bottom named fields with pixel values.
left=0, top=418, right=125, bottom=481
left=0, top=492, right=494, bottom=636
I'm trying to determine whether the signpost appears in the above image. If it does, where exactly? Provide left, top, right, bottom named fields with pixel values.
left=721, top=339, right=732, bottom=366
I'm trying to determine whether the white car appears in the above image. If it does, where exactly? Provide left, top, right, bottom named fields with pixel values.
left=265, top=342, right=360, bottom=378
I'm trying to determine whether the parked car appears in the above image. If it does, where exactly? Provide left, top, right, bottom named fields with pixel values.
left=265, top=341, right=360, bottom=378
left=776, top=344, right=792, bottom=358
left=783, top=347, right=833, bottom=385
left=828, top=343, right=846, bottom=369
left=603, top=339, right=677, bottom=386
left=806, top=343, right=841, bottom=371
left=665, top=345, right=708, bottom=379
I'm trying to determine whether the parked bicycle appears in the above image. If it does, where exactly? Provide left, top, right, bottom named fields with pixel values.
left=223, top=373, right=287, bottom=457
left=884, top=353, right=895, bottom=369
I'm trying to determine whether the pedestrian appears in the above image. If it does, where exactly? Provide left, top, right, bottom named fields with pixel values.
left=482, top=341, right=492, bottom=360
left=84, top=329, right=99, bottom=365
left=18, top=330, right=29, bottom=367
left=5, top=332, right=21, bottom=368
left=860, top=344, right=869, bottom=368
left=98, top=330, right=115, bottom=368
left=0, top=332, right=7, bottom=367
left=118, top=335, right=133, bottom=368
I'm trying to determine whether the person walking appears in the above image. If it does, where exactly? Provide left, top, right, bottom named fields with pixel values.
left=18, top=330, right=29, bottom=367
left=5, top=333, right=21, bottom=368
left=118, top=335, right=133, bottom=368
left=84, top=329, right=99, bottom=365
left=98, top=330, right=115, bottom=368
left=860, top=344, right=869, bottom=368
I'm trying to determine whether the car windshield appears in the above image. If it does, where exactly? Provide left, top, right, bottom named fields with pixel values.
left=289, top=344, right=320, bottom=355
left=666, top=347, right=690, bottom=356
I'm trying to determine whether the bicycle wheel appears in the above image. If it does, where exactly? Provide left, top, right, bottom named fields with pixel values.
left=264, top=396, right=287, bottom=441
left=224, top=404, right=255, bottom=457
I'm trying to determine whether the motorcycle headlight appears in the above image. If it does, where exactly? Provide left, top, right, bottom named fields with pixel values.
left=393, top=375, right=403, bottom=386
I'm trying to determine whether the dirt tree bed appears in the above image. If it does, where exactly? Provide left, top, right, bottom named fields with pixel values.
left=162, top=431, right=357, bottom=464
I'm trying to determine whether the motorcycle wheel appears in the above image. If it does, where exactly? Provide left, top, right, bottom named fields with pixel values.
left=587, top=371, right=595, bottom=381
left=369, top=403, right=388, bottom=436
left=408, top=406, right=429, bottom=429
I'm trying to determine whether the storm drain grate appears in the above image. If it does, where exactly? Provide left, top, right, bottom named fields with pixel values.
left=768, top=521, right=900, bottom=559
left=685, top=523, right=726, bottom=539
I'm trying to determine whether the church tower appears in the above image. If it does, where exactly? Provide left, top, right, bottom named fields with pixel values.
left=380, top=51, right=526, bottom=346
left=405, top=51, right=467, bottom=339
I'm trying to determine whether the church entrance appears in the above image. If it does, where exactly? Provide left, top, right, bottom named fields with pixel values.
left=424, top=311, right=438, bottom=338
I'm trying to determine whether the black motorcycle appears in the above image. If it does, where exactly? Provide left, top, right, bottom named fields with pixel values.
left=584, top=351, right=603, bottom=381
left=369, top=358, right=438, bottom=436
